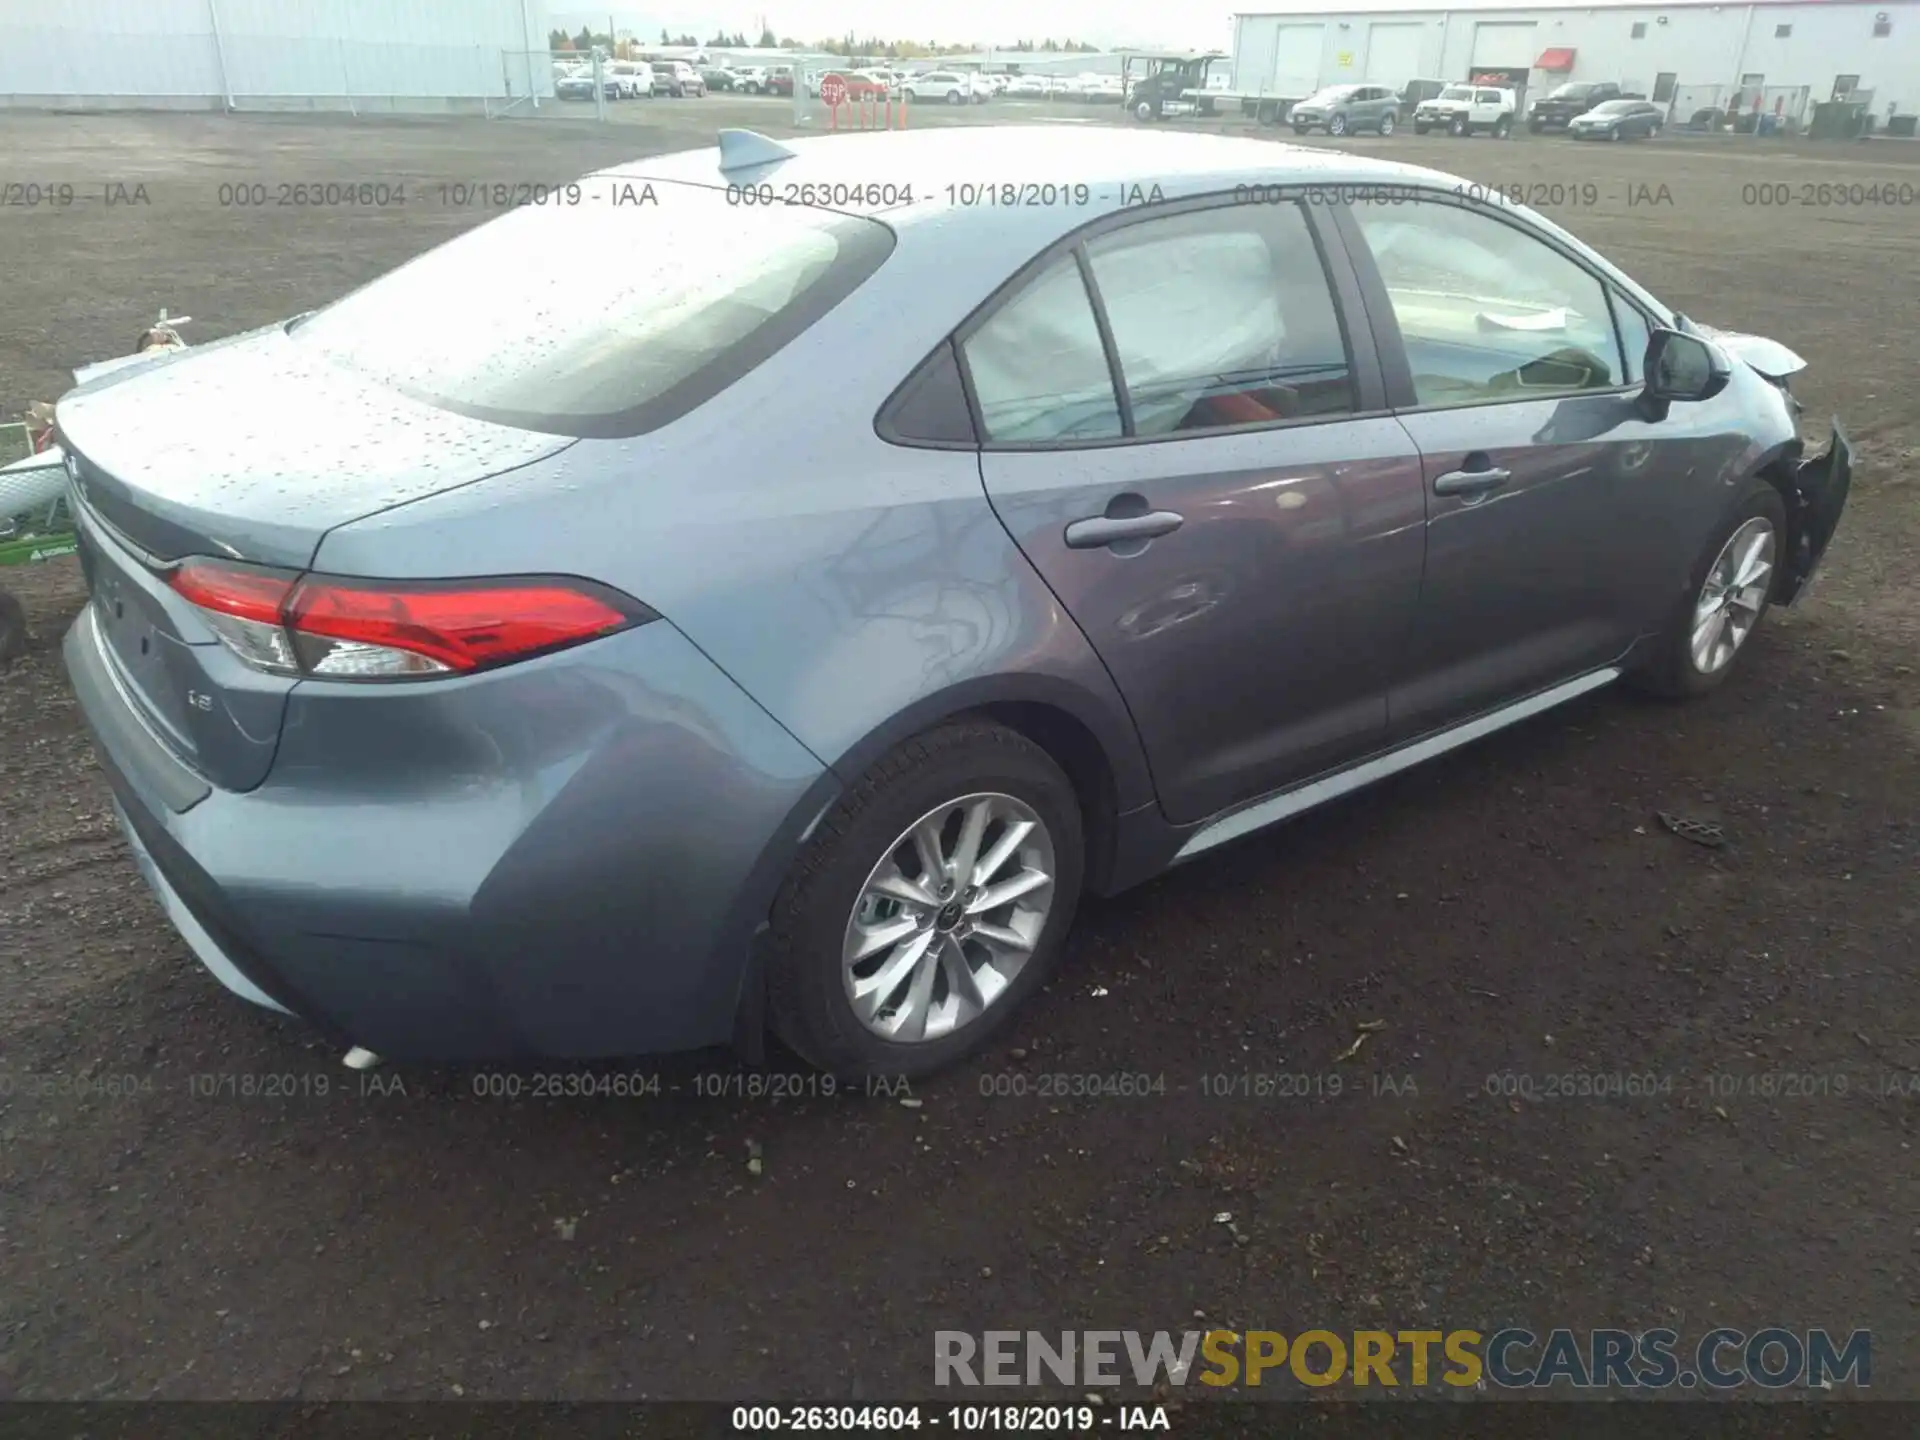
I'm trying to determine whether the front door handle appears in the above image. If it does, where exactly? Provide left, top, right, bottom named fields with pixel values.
left=1433, top=466, right=1512, bottom=497
left=1064, top=510, right=1185, bottom=550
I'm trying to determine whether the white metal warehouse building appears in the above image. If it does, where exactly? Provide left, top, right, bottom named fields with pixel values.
left=0, top=0, right=557, bottom=112
left=1230, top=0, right=1920, bottom=122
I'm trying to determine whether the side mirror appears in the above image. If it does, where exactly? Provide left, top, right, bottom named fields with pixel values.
left=1639, top=327, right=1731, bottom=419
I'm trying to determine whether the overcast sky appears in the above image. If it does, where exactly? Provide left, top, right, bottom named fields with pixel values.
left=545, top=5, right=1231, bottom=51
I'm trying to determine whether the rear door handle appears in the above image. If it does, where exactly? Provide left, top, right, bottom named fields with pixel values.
left=1433, top=466, right=1512, bottom=497
left=1064, top=510, right=1185, bottom=549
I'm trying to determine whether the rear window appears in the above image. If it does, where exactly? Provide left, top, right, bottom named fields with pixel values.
left=291, top=182, right=893, bottom=438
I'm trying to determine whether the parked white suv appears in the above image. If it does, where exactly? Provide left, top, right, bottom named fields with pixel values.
left=605, top=61, right=653, bottom=99
left=903, top=70, right=984, bottom=106
left=1413, top=83, right=1517, bottom=137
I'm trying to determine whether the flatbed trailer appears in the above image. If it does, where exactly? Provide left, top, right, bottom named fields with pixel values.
left=1176, top=88, right=1306, bottom=125
left=1118, top=50, right=1311, bottom=126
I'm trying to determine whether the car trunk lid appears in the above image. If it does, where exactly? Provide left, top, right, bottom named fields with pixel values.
left=55, top=324, right=572, bottom=570
left=57, top=325, right=572, bottom=793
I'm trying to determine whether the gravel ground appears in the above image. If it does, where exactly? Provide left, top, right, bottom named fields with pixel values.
left=0, top=107, right=1917, bottom=1403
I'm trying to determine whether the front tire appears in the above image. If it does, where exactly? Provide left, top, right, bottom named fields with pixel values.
left=1328, top=113, right=1348, bottom=136
left=1627, top=480, right=1787, bottom=699
left=1414, top=122, right=1431, bottom=134
left=1449, top=114, right=1469, bottom=137
left=766, top=720, right=1085, bottom=1080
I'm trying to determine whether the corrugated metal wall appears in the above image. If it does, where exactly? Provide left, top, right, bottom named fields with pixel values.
left=0, top=0, right=551, bottom=105
left=1230, top=2, right=1920, bottom=108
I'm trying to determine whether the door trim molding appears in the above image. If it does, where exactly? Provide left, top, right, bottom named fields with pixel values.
left=1173, top=666, right=1621, bottom=860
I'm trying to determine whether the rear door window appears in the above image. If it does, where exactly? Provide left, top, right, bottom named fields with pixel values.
left=292, top=181, right=892, bottom=438
left=962, top=256, right=1123, bottom=443
left=1083, top=204, right=1354, bottom=433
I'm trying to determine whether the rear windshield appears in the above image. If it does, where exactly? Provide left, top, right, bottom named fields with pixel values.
left=1549, top=83, right=1594, bottom=99
left=1438, top=85, right=1473, bottom=100
left=292, top=181, right=893, bottom=438
left=1588, top=99, right=1637, bottom=114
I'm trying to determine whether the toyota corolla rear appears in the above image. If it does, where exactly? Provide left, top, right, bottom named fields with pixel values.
left=58, top=178, right=893, bottom=1062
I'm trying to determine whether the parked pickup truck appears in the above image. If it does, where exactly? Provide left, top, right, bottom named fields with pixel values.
left=1528, top=80, right=1623, bottom=131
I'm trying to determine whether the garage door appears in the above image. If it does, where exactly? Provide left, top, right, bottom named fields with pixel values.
left=1364, top=23, right=1425, bottom=87
left=1469, top=21, right=1537, bottom=70
left=1268, top=23, right=1325, bottom=96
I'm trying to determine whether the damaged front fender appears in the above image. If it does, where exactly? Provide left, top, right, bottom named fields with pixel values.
left=1685, top=318, right=1849, bottom=607
left=1774, top=418, right=1853, bottom=607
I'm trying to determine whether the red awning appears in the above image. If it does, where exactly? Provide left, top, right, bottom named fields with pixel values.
left=1537, top=48, right=1577, bottom=71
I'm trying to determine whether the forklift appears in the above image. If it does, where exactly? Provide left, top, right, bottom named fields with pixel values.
left=1119, top=51, right=1229, bottom=122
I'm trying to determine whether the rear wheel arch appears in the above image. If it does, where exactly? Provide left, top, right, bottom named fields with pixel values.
left=814, top=679, right=1152, bottom=897
left=974, top=700, right=1121, bottom=895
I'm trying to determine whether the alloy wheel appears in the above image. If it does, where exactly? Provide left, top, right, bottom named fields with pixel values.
left=841, top=792, right=1056, bottom=1044
left=1329, top=113, right=1347, bottom=135
left=1691, top=517, right=1776, bottom=674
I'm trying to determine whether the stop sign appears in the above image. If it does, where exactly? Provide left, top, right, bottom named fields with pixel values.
left=820, top=72, right=849, bottom=107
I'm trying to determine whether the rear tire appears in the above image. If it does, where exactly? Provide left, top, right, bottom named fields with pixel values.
left=1627, top=480, right=1787, bottom=699
left=0, top=589, right=25, bottom=666
left=1493, top=115, right=1513, bottom=138
left=765, top=720, right=1085, bottom=1081
left=1378, top=111, right=1396, bottom=135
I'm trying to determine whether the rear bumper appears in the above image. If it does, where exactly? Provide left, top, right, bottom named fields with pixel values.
left=65, top=604, right=833, bottom=1062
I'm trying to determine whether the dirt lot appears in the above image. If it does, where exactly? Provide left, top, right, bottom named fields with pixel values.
left=1, top=108, right=1917, bottom=1404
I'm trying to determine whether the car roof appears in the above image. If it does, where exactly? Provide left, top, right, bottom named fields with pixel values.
left=593, top=127, right=1505, bottom=278
left=603, top=127, right=1460, bottom=219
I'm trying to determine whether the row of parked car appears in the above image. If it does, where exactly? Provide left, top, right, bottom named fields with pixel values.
left=554, top=58, right=718, bottom=100
left=554, top=58, right=1148, bottom=109
left=799, top=68, right=1129, bottom=106
left=1283, top=77, right=1666, bottom=141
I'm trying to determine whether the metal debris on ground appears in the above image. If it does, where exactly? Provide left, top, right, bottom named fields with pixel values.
left=1657, top=812, right=1726, bottom=849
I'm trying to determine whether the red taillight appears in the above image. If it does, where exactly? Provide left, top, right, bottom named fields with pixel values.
left=288, top=579, right=635, bottom=673
left=169, top=561, right=294, bottom=623
left=167, top=559, right=650, bottom=680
